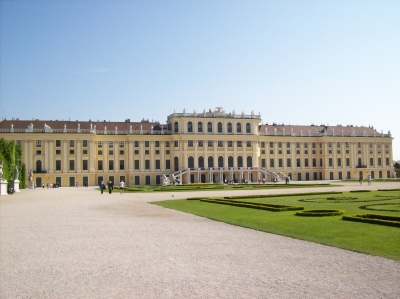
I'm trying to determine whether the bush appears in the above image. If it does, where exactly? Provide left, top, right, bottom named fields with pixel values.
left=296, top=209, right=344, bottom=217
left=200, top=198, right=304, bottom=212
left=343, top=214, right=400, bottom=228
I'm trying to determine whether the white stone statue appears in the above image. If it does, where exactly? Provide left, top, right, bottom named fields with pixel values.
left=29, top=170, right=33, bottom=181
left=14, top=166, right=19, bottom=180
left=0, top=161, right=3, bottom=181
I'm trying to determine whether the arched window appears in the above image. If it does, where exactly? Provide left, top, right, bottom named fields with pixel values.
left=227, top=122, right=232, bottom=133
left=198, top=156, right=204, bottom=168
left=228, top=156, right=234, bottom=167
left=36, top=160, right=42, bottom=172
left=187, top=122, right=193, bottom=133
left=237, top=123, right=242, bottom=133
left=218, top=156, right=224, bottom=168
left=218, top=122, right=222, bottom=133
left=237, top=156, right=243, bottom=168
left=198, top=122, right=203, bottom=133
left=188, top=156, right=194, bottom=168
left=207, top=122, right=212, bottom=133
left=208, top=156, right=214, bottom=168
left=174, top=122, right=179, bottom=133
left=174, top=157, right=179, bottom=171
left=246, top=123, right=251, bottom=133
left=247, top=156, right=253, bottom=167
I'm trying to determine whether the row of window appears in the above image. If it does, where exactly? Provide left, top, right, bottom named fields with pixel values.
left=261, top=157, right=390, bottom=168
left=171, top=121, right=252, bottom=134
left=260, top=141, right=390, bottom=148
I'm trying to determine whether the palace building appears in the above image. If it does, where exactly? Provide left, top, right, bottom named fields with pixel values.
left=0, top=108, right=394, bottom=187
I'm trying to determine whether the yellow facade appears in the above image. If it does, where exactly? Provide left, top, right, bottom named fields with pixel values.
left=0, top=109, right=394, bottom=186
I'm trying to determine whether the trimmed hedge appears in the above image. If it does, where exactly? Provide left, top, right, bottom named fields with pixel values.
left=377, top=189, right=400, bottom=192
left=224, top=191, right=342, bottom=200
left=200, top=198, right=304, bottom=212
left=350, top=190, right=372, bottom=193
left=296, top=209, right=344, bottom=217
left=343, top=214, right=400, bottom=228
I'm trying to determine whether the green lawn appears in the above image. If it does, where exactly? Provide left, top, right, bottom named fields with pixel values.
left=152, top=190, right=400, bottom=261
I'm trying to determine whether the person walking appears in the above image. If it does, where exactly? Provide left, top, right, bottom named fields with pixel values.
left=100, top=180, right=106, bottom=194
left=359, top=175, right=363, bottom=185
left=107, top=180, right=113, bottom=194
left=367, top=175, right=372, bottom=186
left=119, top=180, right=125, bottom=194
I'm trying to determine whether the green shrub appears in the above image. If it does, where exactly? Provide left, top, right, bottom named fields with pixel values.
left=296, top=209, right=344, bottom=216
left=343, top=214, right=400, bottom=228
left=200, top=198, right=304, bottom=212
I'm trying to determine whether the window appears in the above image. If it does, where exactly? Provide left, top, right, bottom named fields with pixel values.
left=119, top=141, right=124, bottom=147
left=278, top=142, right=282, bottom=148
left=165, top=141, right=170, bottom=147
left=279, top=158, right=283, bottom=167
left=237, top=156, right=243, bottom=168
left=305, top=158, right=309, bottom=167
left=98, top=160, right=103, bottom=170
left=207, top=122, right=212, bottom=133
left=134, top=141, right=139, bottom=147
left=208, top=140, right=213, bottom=147
left=346, top=142, right=349, bottom=148
left=296, top=142, right=300, bottom=148
left=109, top=160, right=114, bottom=170
left=134, top=150, right=139, bottom=154
left=174, top=141, right=178, bottom=147
left=98, top=141, right=103, bottom=148
left=166, top=150, right=170, bottom=154
left=188, top=122, right=193, bottom=132
left=56, top=140, right=61, bottom=147
left=198, top=122, right=203, bottom=133
left=247, top=141, right=251, bottom=147
left=320, top=159, right=323, bottom=167
left=56, top=160, right=61, bottom=171
left=338, top=158, right=341, bottom=167
left=304, top=150, right=308, bottom=154
left=166, top=159, right=170, bottom=169
left=109, top=150, right=113, bottom=155
left=287, top=142, right=290, bottom=148
left=208, top=156, right=214, bottom=167
left=246, top=123, right=251, bottom=133
left=227, top=122, right=232, bottom=133
left=56, top=150, right=61, bottom=155
left=228, top=141, right=233, bottom=147
left=155, top=141, right=159, bottom=147
left=370, top=158, right=373, bottom=166
left=156, top=160, right=160, bottom=169
left=36, top=150, right=41, bottom=155
left=386, top=158, right=390, bottom=166
left=279, top=150, right=282, bottom=154
left=247, top=156, right=252, bottom=167
left=237, top=141, right=242, bottom=147
left=261, top=142, right=265, bottom=147
left=218, top=140, right=223, bottom=147
left=296, top=150, right=300, bottom=154
left=70, top=150, right=74, bottom=154
left=199, top=156, right=205, bottom=168
left=329, top=158, right=333, bottom=167
left=70, top=140, right=74, bottom=147
left=312, top=158, right=316, bottom=167
left=218, top=122, right=222, bottom=133
left=83, top=140, right=88, bottom=147
left=287, top=150, right=290, bottom=154
left=16, top=140, right=22, bottom=146
left=237, top=123, right=242, bottom=133
left=262, top=159, right=266, bottom=167
left=83, top=160, right=88, bottom=170
left=337, top=142, right=340, bottom=148
left=198, top=140, right=203, bottom=147
left=377, top=142, right=381, bottom=148
left=155, top=150, right=160, bottom=154
left=270, top=142, right=274, bottom=147
left=346, top=158, right=350, bottom=167
left=145, top=160, right=150, bottom=169
left=134, top=160, right=139, bottom=170
left=358, top=142, right=361, bottom=148
left=145, top=150, right=149, bottom=155
left=287, top=158, right=291, bottom=167
left=145, top=141, right=149, bottom=147
left=188, top=156, right=194, bottom=168
left=146, top=176, right=151, bottom=185
left=174, top=122, right=179, bottom=133
left=120, top=160, right=124, bottom=170
left=385, top=142, right=389, bottom=148
left=218, top=156, right=224, bottom=167
left=120, top=150, right=124, bottom=155
left=378, top=158, right=381, bottom=166
left=312, top=142, right=315, bottom=148
left=36, top=140, right=42, bottom=147
left=304, top=142, right=308, bottom=148
left=270, top=150, right=274, bottom=154
left=270, top=159, right=274, bottom=167
left=83, top=150, right=88, bottom=155
left=328, top=142, right=332, bottom=147
left=228, top=156, right=233, bottom=167
left=296, top=159, right=301, bottom=167
left=69, top=160, right=75, bottom=171
left=188, top=140, right=193, bottom=147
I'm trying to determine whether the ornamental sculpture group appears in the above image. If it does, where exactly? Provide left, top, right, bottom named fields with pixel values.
left=0, top=161, right=21, bottom=195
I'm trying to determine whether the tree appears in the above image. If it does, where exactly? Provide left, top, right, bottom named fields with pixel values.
left=0, top=138, right=26, bottom=189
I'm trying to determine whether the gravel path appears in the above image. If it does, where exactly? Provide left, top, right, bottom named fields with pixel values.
left=1, top=182, right=400, bottom=298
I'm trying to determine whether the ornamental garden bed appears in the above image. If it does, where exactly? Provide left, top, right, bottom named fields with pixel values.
left=296, top=209, right=344, bottom=216
left=343, top=214, right=400, bottom=228
left=200, top=198, right=304, bottom=212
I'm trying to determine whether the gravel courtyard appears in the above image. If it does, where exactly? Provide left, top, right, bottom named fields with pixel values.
left=1, top=182, right=400, bottom=299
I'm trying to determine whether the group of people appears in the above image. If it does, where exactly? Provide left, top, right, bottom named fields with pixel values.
left=359, top=175, right=372, bottom=186
left=99, top=180, right=125, bottom=194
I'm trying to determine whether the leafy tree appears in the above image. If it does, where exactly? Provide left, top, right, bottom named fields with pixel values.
left=0, top=138, right=26, bottom=189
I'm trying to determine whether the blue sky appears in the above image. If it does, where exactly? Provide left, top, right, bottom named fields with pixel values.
left=1, top=1, right=399, bottom=159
